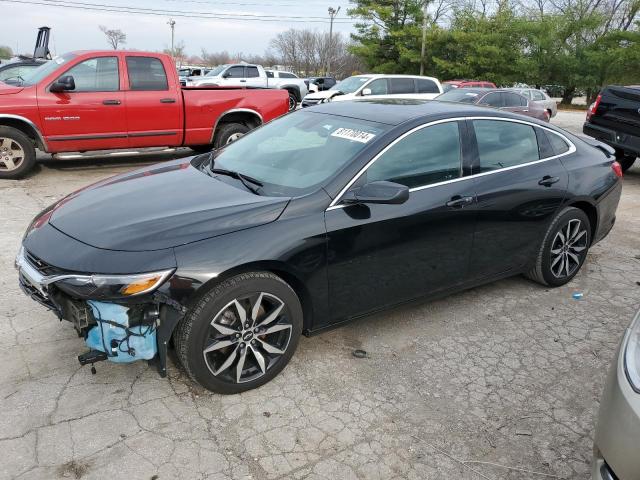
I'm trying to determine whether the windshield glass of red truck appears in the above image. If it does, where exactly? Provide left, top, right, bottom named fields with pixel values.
left=206, top=111, right=390, bottom=197
left=20, top=53, right=77, bottom=86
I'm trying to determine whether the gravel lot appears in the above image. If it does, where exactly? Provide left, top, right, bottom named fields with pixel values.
left=1, top=111, right=639, bottom=480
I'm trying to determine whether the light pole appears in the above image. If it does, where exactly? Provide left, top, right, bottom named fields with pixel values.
left=326, top=6, right=340, bottom=76
left=167, top=18, right=176, bottom=60
left=420, top=2, right=427, bottom=75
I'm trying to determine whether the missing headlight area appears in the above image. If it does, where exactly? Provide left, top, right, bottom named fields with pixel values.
left=49, top=291, right=183, bottom=376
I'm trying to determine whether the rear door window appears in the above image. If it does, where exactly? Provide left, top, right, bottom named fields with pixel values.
left=503, top=92, right=526, bottom=107
left=126, top=57, right=168, bottom=91
left=416, top=78, right=440, bottom=93
left=472, top=120, right=540, bottom=172
left=389, top=78, right=416, bottom=94
left=532, top=90, right=546, bottom=101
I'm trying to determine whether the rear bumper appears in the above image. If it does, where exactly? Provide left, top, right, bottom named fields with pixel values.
left=593, top=320, right=640, bottom=480
left=583, top=122, right=640, bottom=156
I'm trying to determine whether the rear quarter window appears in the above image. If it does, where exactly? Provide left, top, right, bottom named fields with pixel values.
left=417, top=78, right=440, bottom=93
left=546, top=131, right=571, bottom=155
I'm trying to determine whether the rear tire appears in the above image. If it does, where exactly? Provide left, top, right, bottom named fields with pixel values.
left=0, top=126, right=36, bottom=179
left=287, top=92, right=297, bottom=111
left=174, top=271, right=303, bottom=394
left=525, top=207, right=591, bottom=287
left=213, top=122, right=250, bottom=149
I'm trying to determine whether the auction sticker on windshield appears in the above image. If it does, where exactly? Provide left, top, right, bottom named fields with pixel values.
left=331, top=128, right=376, bottom=143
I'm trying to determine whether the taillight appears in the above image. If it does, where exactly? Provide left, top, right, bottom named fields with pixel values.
left=612, top=161, right=623, bottom=178
left=586, top=94, right=602, bottom=120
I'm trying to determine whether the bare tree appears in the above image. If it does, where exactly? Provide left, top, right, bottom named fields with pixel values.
left=99, top=25, right=127, bottom=50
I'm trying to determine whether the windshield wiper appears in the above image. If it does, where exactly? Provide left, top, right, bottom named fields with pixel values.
left=209, top=168, right=263, bottom=195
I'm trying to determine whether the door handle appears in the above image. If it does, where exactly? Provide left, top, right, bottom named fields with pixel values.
left=446, top=195, right=474, bottom=208
left=538, top=175, right=560, bottom=187
left=160, top=98, right=176, bottom=103
left=240, top=79, right=247, bottom=83
left=102, top=99, right=121, bottom=105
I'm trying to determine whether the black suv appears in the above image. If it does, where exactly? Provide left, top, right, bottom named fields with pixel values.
left=583, top=85, right=640, bottom=172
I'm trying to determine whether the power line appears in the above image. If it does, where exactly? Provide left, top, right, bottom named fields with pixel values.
left=161, top=0, right=351, bottom=8
left=0, top=0, right=357, bottom=23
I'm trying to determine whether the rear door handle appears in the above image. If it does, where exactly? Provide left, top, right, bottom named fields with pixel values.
left=538, top=175, right=560, bottom=187
left=160, top=98, right=176, bottom=103
left=102, top=99, right=121, bottom=105
left=446, top=195, right=474, bottom=208
left=240, top=79, right=247, bottom=83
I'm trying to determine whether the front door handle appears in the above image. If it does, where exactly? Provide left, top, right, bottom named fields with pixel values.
left=102, top=99, right=121, bottom=105
left=446, top=195, right=474, bottom=208
left=538, top=175, right=560, bottom=187
left=160, top=98, right=176, bottom=103
left=240, top=79, right=247, bottom=83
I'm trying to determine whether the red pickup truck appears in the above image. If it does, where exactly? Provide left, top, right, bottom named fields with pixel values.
left=0, top=51, right=289, bottom=179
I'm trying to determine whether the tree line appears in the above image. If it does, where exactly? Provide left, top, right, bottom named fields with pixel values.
left=347, top=0, right=639, bottom=103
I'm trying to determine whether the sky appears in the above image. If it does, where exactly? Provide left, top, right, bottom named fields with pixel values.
left=1, top=0, right=356, bottom=58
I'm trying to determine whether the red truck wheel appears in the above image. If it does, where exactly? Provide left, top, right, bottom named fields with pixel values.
left=0, top=126, right=36, bottom=180
left=213, top=123, right=250, bottom=149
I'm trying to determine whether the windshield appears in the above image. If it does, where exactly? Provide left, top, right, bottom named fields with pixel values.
left=436, top=89, right=484, bottom=103
left=205, top=65, right=228, bottom=77
left=329, top=76, right=371, bottom=94
left=19, top=53, right=76, bottom=86
left=210, top=110, right=390, bottom=196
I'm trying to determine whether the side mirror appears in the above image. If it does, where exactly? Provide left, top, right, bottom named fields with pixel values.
left=50, top=75, right=75, bottom=93
left=361, top=88, right=372, bottom=96
left=222, top=72, right=230, bottom=78
left=342, top=181, right=409, bottom=205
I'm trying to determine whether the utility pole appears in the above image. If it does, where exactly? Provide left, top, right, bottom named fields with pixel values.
left=167, top=18, right=176, bottom=60
left=420, top=1, right=428, bottom=76
left=326, top=6, right=340, bottom=76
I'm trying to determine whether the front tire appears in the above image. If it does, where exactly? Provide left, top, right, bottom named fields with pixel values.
left=174, top=272, right=303, bottom=394
left=525, top=207, right=591, bottom=287
left=0, top=126, right=36, bottom=179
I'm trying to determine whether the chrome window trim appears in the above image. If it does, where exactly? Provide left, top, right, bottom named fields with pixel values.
left=326, top=115, right=576, bottom=211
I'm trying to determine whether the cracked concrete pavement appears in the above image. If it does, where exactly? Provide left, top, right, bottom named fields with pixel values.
left=1, top=111, right=639, bottom=479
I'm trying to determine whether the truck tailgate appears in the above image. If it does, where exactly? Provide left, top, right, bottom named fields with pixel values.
left=593, top=86, right=640, bottom=138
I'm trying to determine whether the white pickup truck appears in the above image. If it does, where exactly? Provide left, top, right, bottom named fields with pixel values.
left=186, top=64, right=308, bottom=111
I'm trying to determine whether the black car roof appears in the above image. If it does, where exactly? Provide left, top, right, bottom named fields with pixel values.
left=309, top=98, right=515, bottom=126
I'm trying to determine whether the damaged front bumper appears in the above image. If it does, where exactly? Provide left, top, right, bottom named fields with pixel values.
left=15, top=246, right=185, bottom=377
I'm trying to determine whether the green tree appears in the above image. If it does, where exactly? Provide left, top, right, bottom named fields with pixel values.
left=0, top=46, right=13, bottom=60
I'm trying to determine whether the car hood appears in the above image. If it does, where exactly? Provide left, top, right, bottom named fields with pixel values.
left=304, top=90, right=351, bottom=100
left=0, top=82, right=24, bottom=95
left=49, top=159, right=290, bottom=252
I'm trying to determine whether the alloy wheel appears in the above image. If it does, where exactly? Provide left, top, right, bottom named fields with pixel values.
left=550, top=219, right=588, bottom=278
left=0, top=137, right=25, bottom=171
left=226, top=133, right=244, bottom=144
left=203, top=292, right=292, bottom=384
left=288, top=95, right=296, bottom=111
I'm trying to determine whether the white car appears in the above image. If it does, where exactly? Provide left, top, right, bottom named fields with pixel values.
left=301, top=74, right=443, bottom=107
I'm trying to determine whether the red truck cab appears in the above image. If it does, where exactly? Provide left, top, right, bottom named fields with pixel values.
left=0, top=51, right=289, bottom=179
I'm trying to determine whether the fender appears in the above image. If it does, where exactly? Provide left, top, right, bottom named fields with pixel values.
left=0, top=113, right=48, bottom=151
left=209, top=108, right=263, bottom=144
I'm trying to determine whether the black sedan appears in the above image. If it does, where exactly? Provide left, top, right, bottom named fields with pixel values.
left=16, top=100, right=623, bottom=394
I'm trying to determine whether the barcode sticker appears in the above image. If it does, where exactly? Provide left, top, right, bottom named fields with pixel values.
left=331, top=128, right=376, bottom=143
